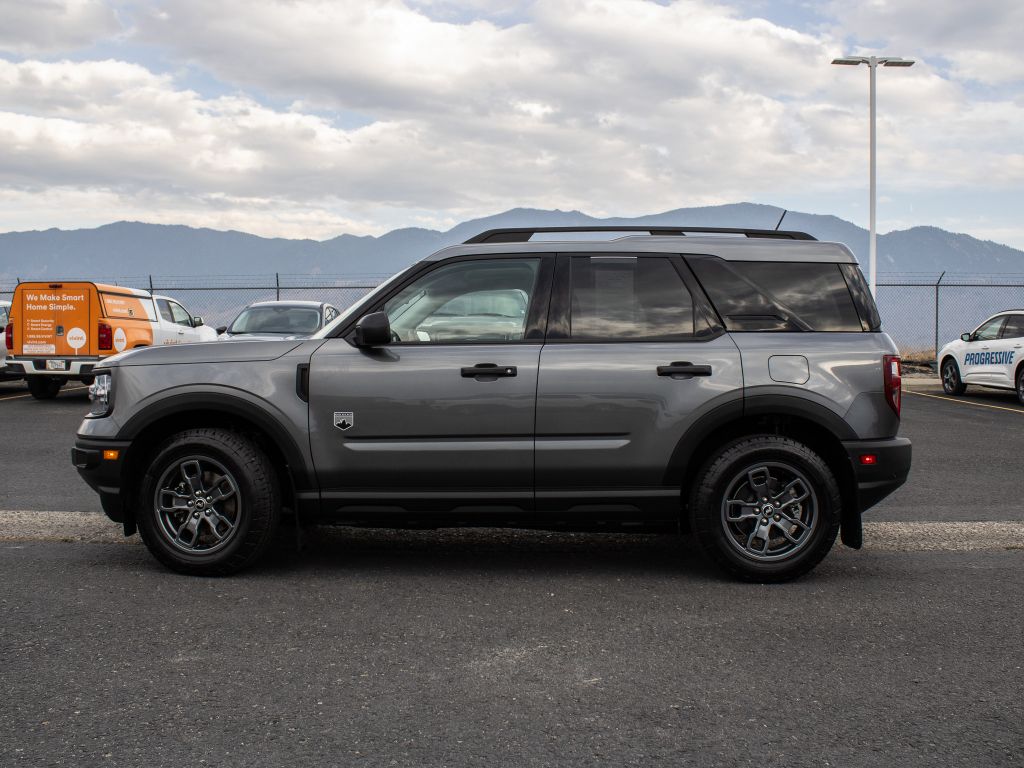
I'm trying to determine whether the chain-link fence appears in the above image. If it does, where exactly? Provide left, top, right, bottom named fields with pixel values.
left=0, top=274, right=386, bottom=330
left=877, top=273, right=1024, bottom=365
left=3, top=272, right=1024, bottom=364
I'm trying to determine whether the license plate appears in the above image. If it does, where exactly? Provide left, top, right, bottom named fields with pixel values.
left=46, top=359, right=66, bottom=371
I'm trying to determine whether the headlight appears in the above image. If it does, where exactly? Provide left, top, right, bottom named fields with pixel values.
left=88, top=372, right=113, bottom=417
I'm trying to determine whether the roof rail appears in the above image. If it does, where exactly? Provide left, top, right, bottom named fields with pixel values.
left=464, top=226, right=817, bottom=244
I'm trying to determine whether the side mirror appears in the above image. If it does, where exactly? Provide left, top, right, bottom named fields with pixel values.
left=960, top=332, right=973, bottom=342
left=193, top=316, right=204, bottom=327
left=216, top=326, right=228, bottom=335
left=354, top=312, right=391, bottom=347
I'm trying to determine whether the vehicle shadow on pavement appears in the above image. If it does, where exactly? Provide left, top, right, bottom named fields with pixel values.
left=252, top=525, right=749, bottom=583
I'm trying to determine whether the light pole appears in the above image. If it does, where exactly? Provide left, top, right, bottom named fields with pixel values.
left=832, top=55, right=914, bottom=296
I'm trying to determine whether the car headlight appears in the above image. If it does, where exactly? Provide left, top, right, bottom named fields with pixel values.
left=88, top=372, right=113, bottom=417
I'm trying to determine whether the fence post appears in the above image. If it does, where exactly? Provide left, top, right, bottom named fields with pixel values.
left=276, top=273, right=280, bottom=301
left=934, top=271, right=945, bottom=363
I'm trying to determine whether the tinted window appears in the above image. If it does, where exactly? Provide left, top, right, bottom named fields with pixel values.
left=690, top=258, right=863, bottom=332
left=384, top=258, right=540, bottom=343
left=839, top=264, right=881, bottom=330
left=1000, top=314, right=1024, bottom=339
left=974, top=316, right=1006, bottom=341
left=0, top=307, right=7, bottom=325
left=569, top=256, right=705, bottom=341
left=157, top=299, right=174, bottom=324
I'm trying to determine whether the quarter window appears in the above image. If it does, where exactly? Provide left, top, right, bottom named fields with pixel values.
left=569, top=256, right=706, bottom=341
left=384, top=258, right=541, bottom=343
left=690, top=258, right=864, bottom=332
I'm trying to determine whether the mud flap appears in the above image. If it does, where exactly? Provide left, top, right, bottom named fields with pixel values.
left=840, top=507, right=863, bottom=549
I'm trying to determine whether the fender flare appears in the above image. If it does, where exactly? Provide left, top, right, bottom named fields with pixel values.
left=119, top=389, right=314, bottom=491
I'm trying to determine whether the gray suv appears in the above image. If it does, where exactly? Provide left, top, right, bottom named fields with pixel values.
left=73, top=226, right=911, bottom=581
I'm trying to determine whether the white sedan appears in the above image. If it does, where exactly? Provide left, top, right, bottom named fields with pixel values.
left=938, top=310, right=1024, bottom=404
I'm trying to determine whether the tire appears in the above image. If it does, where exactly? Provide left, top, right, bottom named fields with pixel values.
left=1016, top=366, right=1024, bottom=406
left=137, top=428, right=281, bottom=576
left=690, top=435, right=841, bottom=582
left=941, top=358, right=966, bottom=395
left=26, top=376, right=64, bottom=400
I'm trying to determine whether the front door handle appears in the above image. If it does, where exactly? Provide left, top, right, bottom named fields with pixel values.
left=461, top=363, right=517, bottom=378
left=657, top=361, right=712, bottom=377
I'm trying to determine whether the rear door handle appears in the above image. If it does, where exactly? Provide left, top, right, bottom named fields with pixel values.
left=461, top=363, right=517, bottom=378
left=657, top=361, right=712, bottom=377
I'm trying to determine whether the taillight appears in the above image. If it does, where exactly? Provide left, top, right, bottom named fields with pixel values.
left=883, top=354, right=901, bottom=416
left=4, top=323, right=12, bottom=350
left=98, top=322, right=112, bottom=351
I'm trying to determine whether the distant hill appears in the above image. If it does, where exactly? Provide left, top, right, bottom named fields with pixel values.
left=2, top=203, right=1022, bottom=281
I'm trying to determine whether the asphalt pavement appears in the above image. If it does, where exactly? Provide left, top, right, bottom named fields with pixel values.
left=1, top=376, right=1022, bottom=766
left=1, top=537, right=1022, bottom=767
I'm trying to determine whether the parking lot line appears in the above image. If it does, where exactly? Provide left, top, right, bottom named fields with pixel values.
left=904, top=388, right=1024, bottom=415
left=0, top=385, right=88, bottom=402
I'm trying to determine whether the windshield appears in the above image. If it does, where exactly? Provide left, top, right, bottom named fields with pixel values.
left=228, top=306, right=321, bottom=335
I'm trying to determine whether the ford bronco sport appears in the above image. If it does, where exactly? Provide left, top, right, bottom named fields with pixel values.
left=73, top=226, right=911, bottom=581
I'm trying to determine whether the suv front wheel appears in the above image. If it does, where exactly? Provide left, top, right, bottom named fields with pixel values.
left=690, top=435, right=841, bottom=582
left=137, top=428, right=281, bottom=576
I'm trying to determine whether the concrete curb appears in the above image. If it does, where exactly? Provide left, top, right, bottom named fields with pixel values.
left=1, top=511, right=1022, bottom=551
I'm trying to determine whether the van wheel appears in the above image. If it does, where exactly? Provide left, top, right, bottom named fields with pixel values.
left=26, top=376, right=64, bottom=400
left=1016, top=366, right=1024, bottom=406
left=690, top=436, right=841, bottom=582
left=137, top=428, right=280, bottom=576
left=942, top=358, right=966, bottom=395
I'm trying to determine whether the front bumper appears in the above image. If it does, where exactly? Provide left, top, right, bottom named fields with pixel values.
left=842, top=437, right=912, bottom=514
left=72, top=437, right=132, bottom=523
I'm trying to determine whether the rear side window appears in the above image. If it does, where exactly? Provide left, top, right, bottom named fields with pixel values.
left=1001, top=314, right=1024, bottom=339
left=569, top=256, right=710, bottom=341
left=688, top=258, right=865, bottom=332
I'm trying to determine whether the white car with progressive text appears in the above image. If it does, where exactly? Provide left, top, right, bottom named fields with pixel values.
left=938, top=310, right=1024, bottom=404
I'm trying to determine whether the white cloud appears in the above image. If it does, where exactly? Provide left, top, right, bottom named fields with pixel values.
left=0, top=0, right=122, bottom=55
left=0, top=0, right=1020, bottom=247
left=828, top=0, right=1024, bottom=85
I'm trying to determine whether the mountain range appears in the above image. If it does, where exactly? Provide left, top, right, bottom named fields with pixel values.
left=1, top=203, right=1022, bottom=282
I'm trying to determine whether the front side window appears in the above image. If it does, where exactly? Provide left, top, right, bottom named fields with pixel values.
left=974, top=316, right=1006, bottom=341
left=1000, top=314, right=1024, bottom=340
left=384, top=258, right=541, bottom=343
left=324, top=306, right=339, bottom=324
left=169, top=302, right=193, bottom=327
left=690, top=258, right=864, bottom=332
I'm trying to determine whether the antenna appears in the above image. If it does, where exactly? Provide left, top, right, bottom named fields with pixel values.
left=774, top=210, right=788, bottom=231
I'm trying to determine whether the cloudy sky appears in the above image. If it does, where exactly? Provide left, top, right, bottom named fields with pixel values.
left=0, top=0, right=1022, bottom=247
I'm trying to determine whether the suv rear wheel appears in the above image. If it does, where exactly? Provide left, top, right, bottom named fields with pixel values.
left=690, top=435, right=841, bottom=582
left=27, top=375, right=63, bottom=400
left=137, top=428, right=280, bottom=576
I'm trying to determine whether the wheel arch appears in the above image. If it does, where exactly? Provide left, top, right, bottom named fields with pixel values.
left=669, top=395, right=859, bottom=547
left=118, top=393, right=314, bottom=533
